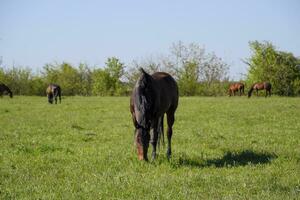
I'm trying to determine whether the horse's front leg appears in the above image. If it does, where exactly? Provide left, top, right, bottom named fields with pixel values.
left=265, top=90, right=267, bottom=98
left=151, top=119, right=159, bottom=161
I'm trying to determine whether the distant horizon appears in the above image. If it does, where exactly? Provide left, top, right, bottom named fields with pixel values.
left=1, top=0, right=299, bottom=80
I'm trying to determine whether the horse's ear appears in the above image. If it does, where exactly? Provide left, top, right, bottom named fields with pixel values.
left=139, top=68, right=147, bottom=75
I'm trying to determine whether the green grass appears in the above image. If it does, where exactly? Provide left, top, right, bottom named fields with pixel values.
left=1, top=96, right=300, bottom=199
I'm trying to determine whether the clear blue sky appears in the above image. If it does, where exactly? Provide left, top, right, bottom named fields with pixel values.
left=0, top=0, right=299, bottom=79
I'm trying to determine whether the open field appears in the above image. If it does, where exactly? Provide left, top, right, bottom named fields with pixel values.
left=0, top=96, right=300, bottom=199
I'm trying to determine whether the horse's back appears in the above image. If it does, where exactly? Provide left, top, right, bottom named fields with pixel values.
left=229, top=82, right=244, bottom=90
left=152, top=72, right=178, bottom=111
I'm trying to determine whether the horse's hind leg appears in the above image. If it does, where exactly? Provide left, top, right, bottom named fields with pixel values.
left=166, top=110, right=175, bottom=160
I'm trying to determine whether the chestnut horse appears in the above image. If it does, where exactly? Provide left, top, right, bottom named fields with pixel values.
left=228, top=82, right=244, bottom=96
left=0, top=83, right=13, bottom=98
left=248, top=82, right=272, bottom=98
left=46, top=84, right=61, bottom=104
left=130, top=68, right=179, bottom=161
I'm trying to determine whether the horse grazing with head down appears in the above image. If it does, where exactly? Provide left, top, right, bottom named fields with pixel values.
left=228, top=82, right=244, bottom=96
left=248, top=82, right=272, bottom=98
left=130, top=68, right=179, bottom=161
left=0, top=83, right=13, bottom=98
left=46, top=84, right=61, bottom=104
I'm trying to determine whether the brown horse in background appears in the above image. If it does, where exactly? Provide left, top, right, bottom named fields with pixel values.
left=130, top=68, right=179, bottom=161
left=228, top=82, right=245, bottom=96
left=0, top=83, right=13, bottom=98
left=46, top=84, right=61, bottom=104
left=248, top=82, right=272, bottom=98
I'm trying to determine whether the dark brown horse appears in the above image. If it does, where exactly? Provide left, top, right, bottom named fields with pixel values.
left=248, top=82, right=272, bottom=98
left=46, top=84, right=61, bottom=104
left=228, top=82, right=245, bottom=96
left=0, top=83, right=13, bottom=98
left=130, top=68, right=179, bottom=161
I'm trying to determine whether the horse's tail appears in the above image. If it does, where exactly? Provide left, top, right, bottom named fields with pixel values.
left=158, top=115, right=165, bottom=148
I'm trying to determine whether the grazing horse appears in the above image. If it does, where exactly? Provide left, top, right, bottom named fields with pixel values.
left=248, top=82, right=272, bottom=98
left=46, top=84, right=61, bottom=104
left=228, top=82, right=245, bottom=96
left=130, top=68, right=179, bottom=161
left=0, top=83, right=13, bottom=98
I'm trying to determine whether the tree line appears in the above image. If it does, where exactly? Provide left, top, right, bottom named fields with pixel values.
left=1, top=41, right=300, bottom=96
left=245, top=41, right=300, bottom=96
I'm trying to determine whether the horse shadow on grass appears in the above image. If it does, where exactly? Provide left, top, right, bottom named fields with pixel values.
left=175, top=150, right=277, bottom=168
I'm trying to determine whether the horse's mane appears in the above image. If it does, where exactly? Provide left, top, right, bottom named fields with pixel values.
left=134, top=68, right=156, bottom=128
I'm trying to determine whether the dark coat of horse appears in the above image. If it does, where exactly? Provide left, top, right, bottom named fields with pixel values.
left=0, top=83, right=13, bottom=98
left=228, top=82, right=245, bottom=96
left=130, top=68, right=179, bottom=161
left=46, top=84, right=61, bottom=104
left=248, top=82, right=272, bottom=98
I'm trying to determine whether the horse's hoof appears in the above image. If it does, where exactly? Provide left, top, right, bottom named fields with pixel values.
left=167, top=154, right=171, bottom=161
left=152, top=153, right=157, bottom=161
left=166, top=150, right=171, bottom=160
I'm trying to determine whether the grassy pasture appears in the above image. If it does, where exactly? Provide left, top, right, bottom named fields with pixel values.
left=0, top=96, right=300, bottom=199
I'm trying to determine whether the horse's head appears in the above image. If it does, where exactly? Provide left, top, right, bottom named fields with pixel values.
left=228, top=88, right=232, bottom=96
left=9, top=92, right=13, bottom=98
left=132, top=68, right=155, bottom=161
left=248, top=89, right=252, bottom=98
left=133, top=92, right=153, bottom=161
left=48, top=93, right=53, bottom=104
left=135, top=125, right=150, bottom=161
left=248, top=84, right=255, bottom=98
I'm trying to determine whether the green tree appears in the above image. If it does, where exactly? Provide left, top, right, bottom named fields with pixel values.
left=178, top=61, right=199, bottom=96
left=245, top=41, right=300, bottom=96
left=91, top=57, right=125, bottom=96
left=43, top=62, right=80, bottom=95
left=91, top=69, right=112, bottom=96
left=77, top=63, right=92, bottom=96
left=105, top=57, right=125, bottom=95
left=163, top=41, right=229, bottom=96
